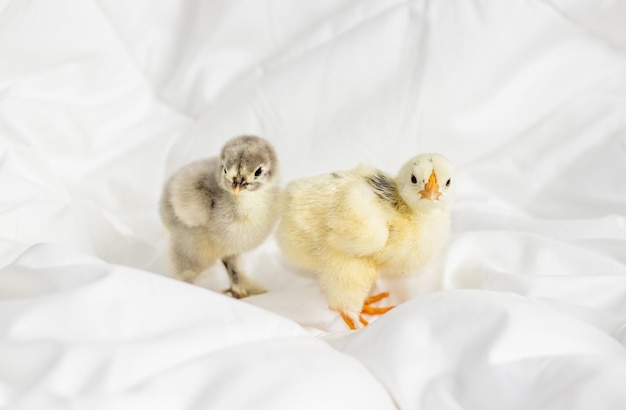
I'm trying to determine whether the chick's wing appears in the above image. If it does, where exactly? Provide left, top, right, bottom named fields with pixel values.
left=168, top=159, right=216, bottom=227
left=324, top=173, right=389, bottom=257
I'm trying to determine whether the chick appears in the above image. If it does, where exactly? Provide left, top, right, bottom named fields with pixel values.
left=276, top=153, right=453, bottom=329
left=159, top=135, right=280, bottom=298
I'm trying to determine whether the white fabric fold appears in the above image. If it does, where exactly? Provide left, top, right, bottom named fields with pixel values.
left=1, top=0, right=625, bottom=408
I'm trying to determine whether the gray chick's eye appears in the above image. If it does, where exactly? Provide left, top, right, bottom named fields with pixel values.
left=223, top=167, right=227, bottom=174
left=254, top=167, right=263, bottom=177
left=411, top=174, right=417, bottom=184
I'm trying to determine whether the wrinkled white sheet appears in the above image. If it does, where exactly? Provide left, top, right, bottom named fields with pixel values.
left=1, top=0, right=626, bottom=408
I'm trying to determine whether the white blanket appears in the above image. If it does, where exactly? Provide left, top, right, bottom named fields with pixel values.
left=1, top=0, right=626, bottom=408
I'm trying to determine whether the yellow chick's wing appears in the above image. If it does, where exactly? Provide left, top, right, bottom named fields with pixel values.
left=278, top=167, right=391, bottom=262
left=324, top=168, right=391, bottom=257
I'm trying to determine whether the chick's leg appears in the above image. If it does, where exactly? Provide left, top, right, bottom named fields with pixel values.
left=318, top=259, right=378, bottom=330
left=221, top=255, right=267, bottom=299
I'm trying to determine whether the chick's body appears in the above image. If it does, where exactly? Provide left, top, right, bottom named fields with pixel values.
left=277, top=154, right=453, bottom=328
left=160, top=135, right=279, bottom=298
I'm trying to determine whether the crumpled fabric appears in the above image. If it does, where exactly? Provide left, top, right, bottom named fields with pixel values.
left=1, top=0, right=625, bottom=408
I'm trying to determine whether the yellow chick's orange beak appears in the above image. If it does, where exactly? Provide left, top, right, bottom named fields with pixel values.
left=419, top=171, right=441, bottom=200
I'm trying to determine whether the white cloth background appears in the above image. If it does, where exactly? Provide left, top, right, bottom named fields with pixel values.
left=1, top=0, right=625, bottom=408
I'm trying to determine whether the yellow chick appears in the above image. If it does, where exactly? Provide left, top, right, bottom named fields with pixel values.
left=159, top=135, right=280, bottom=298
left=276, top=153, right=454, bottom=329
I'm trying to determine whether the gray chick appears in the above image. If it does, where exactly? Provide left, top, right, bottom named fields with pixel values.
left=159, top=135, right=280, bottom=298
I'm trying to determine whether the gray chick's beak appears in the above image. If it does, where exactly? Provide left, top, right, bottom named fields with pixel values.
left=231, top=175, right=246, bottom=194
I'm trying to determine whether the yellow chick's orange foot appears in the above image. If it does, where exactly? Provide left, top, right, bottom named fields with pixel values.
left=339, top=292, right=395, bottom=330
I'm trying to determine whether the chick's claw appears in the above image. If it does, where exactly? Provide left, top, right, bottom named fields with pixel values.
left=340, top=292, right=395, bottom=330
left=222, top=288, right=243, bottom=299
left=361, top=304, right=394, bottom=315
left=362, top=291, right=395, bottom=315
left=364, top=291, right=391, bottom=305
left=340, top=311, right=369, bottom=330
left=222, top=281, right=267, bottom=299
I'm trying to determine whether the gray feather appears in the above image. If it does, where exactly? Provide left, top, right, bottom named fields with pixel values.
left=365, top=171, right=399, bottom=208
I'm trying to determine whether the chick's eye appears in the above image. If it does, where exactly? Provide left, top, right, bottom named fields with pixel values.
left=446, top=178, right=451, bottom=187
left=411, top=174, right=417, bottom=184
left=223, top=167, right=227, bottom=174
left=254, top=167, right=263, bottom=177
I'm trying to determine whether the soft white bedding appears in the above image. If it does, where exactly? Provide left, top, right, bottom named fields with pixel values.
left=1, top=0, right=626, bottom=408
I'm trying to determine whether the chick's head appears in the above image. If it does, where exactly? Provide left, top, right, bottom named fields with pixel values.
left=219, top=135, right=279, bottom=194
left=397, top=153, right=454, bottom=211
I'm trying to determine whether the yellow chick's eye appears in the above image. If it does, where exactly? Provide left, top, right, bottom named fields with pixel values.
left=254, top=167, right=263, bottom=177
left=411, top=174, right=417, bottom=184
left=446, top=178, right=451, bottom=187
